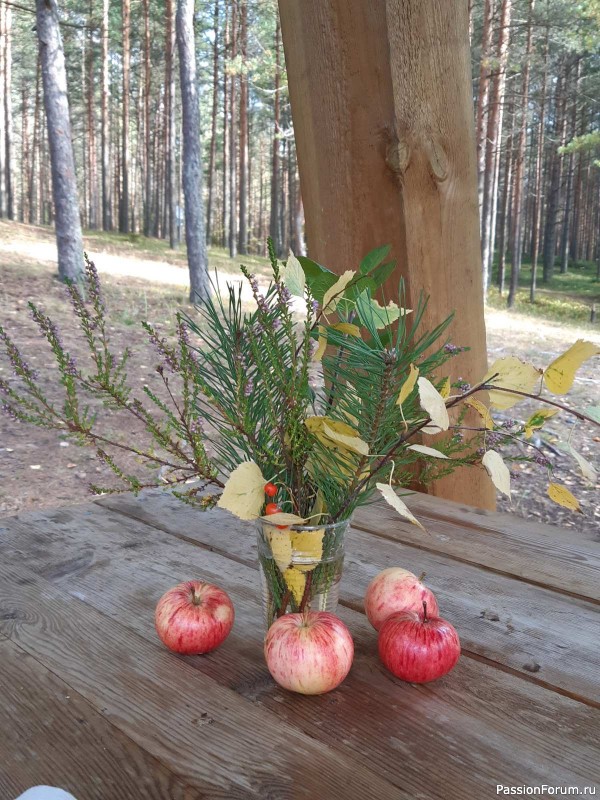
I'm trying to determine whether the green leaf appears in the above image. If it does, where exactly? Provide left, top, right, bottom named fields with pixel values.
left=282, top=250, right=306, bottom=297
left=297, top=256, right=337, bottom=304
left=584, top=405, right=600, bottom=424
left=369, top=260, right=396, bottom=289
left=359, top=245, right=391, bottom=275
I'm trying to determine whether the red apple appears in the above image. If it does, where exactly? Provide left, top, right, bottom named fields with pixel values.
left=264, top=611, right=354, bottom=695
left=364, top=567, right=439, bottom=631
left=155, top=580, right=234, bottom=655
left=378, top=602, right=460, bottom=683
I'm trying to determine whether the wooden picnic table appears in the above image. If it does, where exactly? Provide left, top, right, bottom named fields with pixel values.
left=0, top=489, right=598, bottom=799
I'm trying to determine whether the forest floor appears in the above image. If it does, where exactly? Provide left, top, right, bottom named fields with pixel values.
left=0, top=219, right=598, bottom=537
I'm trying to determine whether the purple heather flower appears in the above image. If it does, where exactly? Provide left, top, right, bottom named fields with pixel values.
left=444, top=343, right=460, bottom=354
left=64, top=356, right=78, bottom=377
left=533, top=453, right=550, bottom=468
left=476, top=447, right=485, bottom=457
left=1, top=402, right=19, bottom=421
left=311, top=299, right=319, bottom=315
left=244, top=378, right=254, bottom=397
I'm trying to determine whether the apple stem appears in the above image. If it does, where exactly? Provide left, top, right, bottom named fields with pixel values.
left=422, top=600, right=428, bottom=622
left=418, top=571, right=426, bottom=583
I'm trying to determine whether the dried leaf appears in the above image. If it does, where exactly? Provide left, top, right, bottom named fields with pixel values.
left=547, top=483, right=581, bottom=513
left=306, top=416, right=368, bottom=456
left=291, top=529, right=325, bottom=572
left=417, top=377, right=449, bottom=431
left=322, top=422, right=369, bottom=456
left=483, top=357, right=542, bottom=409
left=408, top=444, right=449, bottom=459
left=465, top=397, right=494, bottom=430
left=282, top=250, right=306, bottom=297
left=524, top=408, right=558, bottom=439
left=543, top=340, right=600, bottom=395
left=482, top=450, right=511, bottom=499
left=439, top=378, right=451, bottom=399
left=562, top=445, right=597, bottom=485
left=396, top=364, right=419, bottom=407
left=268, top=529, right=293, bottom=572
left=217, top=461, right=266, bottom=520
left=331, top=321, right=361, bottom=337
left=312, top=325, right=327, bottom=362
left=322, top=270, right=356, bottom=314
left=376, top=483, right=425, bottom=531
left=283, top=567, right=306, bottom=605
left=261, top=512, right=308, bottom=526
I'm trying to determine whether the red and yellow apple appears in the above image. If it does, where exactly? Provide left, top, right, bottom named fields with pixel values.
left=264, top=611, right=354, bottom=695
left=155, top=580, right=234, bottom=655
left=364, top=567, right=439, bottom=630
left=378, top=602, right=460, bottom=683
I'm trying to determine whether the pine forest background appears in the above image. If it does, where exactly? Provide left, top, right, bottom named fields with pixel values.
left=0, top=0, right=599, bottom=303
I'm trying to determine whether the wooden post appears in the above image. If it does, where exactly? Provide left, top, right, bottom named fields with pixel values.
left=278, top=0, right=495, bottom=509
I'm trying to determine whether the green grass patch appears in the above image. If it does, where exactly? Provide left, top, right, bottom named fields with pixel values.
left=489, top=255, right=599, bottom=327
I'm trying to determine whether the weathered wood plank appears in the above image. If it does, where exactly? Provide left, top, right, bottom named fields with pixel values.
left=89, top=492, right=600, bottom=702
left=1, top=503, right=598, bottom=798
left=0, top=558, right=405, bottom=800
left=0, top=639, right=204, bottom=800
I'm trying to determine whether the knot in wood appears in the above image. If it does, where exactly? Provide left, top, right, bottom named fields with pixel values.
left=425, top=138, right=449, bottom=182
left=385, top=138, right=410, bottom=178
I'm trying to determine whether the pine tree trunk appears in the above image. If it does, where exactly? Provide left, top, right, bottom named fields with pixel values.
left=29, top=54, right=41, bottom=224
left=36, top=0, right=83, bottom=281
left=480, top=0, right=512, bottom=293
left=142, top=0, right=152, bottom=236
left=238, top=0, right=248, bottom=254
left=4, top=4, right=13, bottom=219
left=228, top=1, right=238, bottom=259
left=507, top=0, right=534, bottom=308
left=206, top=0, right=219, bottom=245
left=21, top=84, right=29, bottom=222
left=542, top=63, right=569, bottom=283
left=86, top=0, right=98, bottom=230
left=476, top=0, right=494, bottom=216
left=0, top=2, right=5, bottom=218
left=529, top=25, right=549, bottom=303
left=176, top=0, right=209, bottom=303
left=222, top=5, right=229, bottom=249
left=166, top=0, right=177, bottom=248
left=497, top=101, right=515, bottom=296
left=101, top=0, right=111, bottom=230
left=269, top=17, right=281, bottom=255
left=560, top=59, right=580, bottom=274
left=119, top=0, right=131, bottom=234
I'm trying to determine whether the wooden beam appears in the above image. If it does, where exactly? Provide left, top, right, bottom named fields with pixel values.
left=279, top=0, right=495, bottom=508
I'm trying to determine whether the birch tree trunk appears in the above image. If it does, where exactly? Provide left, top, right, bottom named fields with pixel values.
left=176, top=0, right=210, bottom=303
left=36, top=0, right=83, bottom=281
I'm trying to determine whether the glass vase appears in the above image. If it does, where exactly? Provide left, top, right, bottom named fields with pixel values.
left=256, top=517, right=349, bottom=629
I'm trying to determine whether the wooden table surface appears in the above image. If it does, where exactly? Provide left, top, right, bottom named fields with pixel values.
left=1, top=489, right=598, bottom=799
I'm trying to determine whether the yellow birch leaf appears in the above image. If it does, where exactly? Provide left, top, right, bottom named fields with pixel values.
left=524, top=408, right=559, bottom=438
left=417, top=377, right=449, bottom=431
left=261, top=512, right=308, bottom=526
left=322, top=422, right=369, bottom=456
left=547, top=483, right=581, bottom=513
left=283, top=567, right=307, bottom=605
left=483, top=357, right=542, bottom=409
left=439, top=377, right=451, bottom=399
left=396, top=364, right=419, bottom=406
left=482, top=450, right=511, bottom=499
left=376, top=483, right=426, bottom=531
left=543, top=340, right=600, bottom=395
left=291, top=529, right=325, bottom=572
left=408, top=444, right=449, bottom=459
left=217, top=461, right=266, bottom=520
left=268, top=529, right=293, bottom=572
left=312, top=325, right=327, bottom=362
left=465, top=397, right=494, bottom=430
left=322, top=270, right=356, bottom=314
left=331, top=322, right=361, bottom=337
